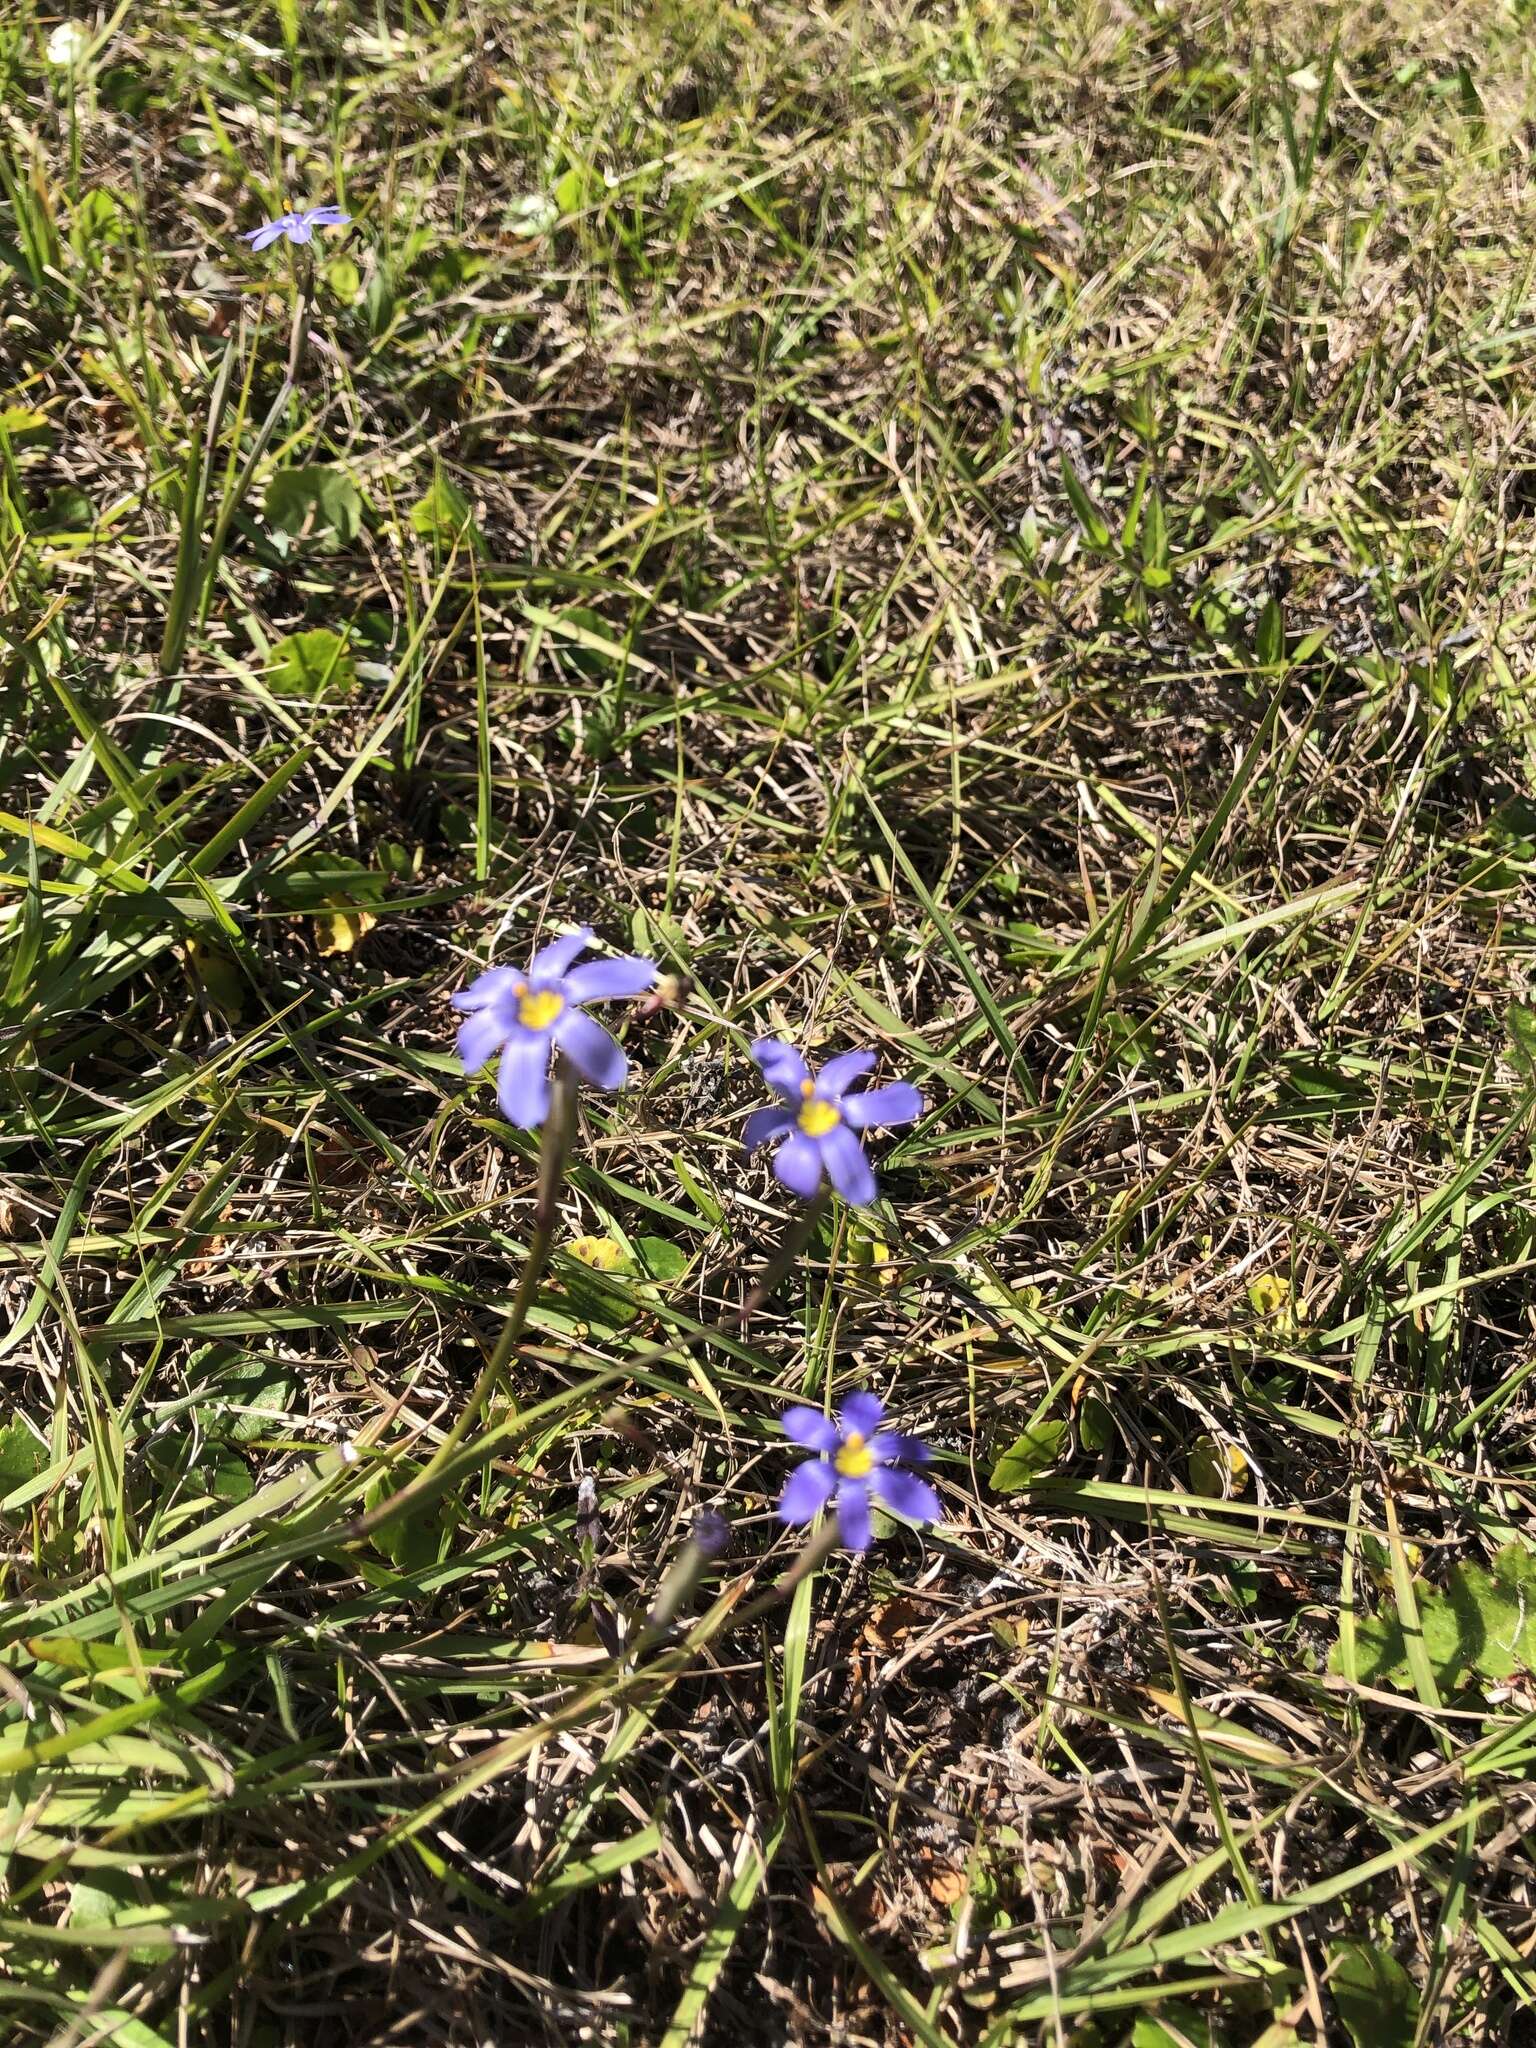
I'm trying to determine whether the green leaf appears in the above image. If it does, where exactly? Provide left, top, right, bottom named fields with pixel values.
left=1076, top=1395, right=1115, bottom=1452
left=1507, top=1000, right=1536, bottom=1082
left=364, top=1464, right=451, bottom=1575
left=73, top=188, right=126, bottom=244
left=265, top=465, right=364, bottom=544
left=266, top=853, right=386, bottom=911
left=35, top=483, right=95, bottom=531
left=1059, top=458, right=1110, bottom=549
left=66, top=1876, right=166, bottom=1966
left=1188, top=1434, right=1249, bottom=1498
left=636, top=1235, right=689, bottom=1283
left=1140, top=491, right=1172, bottom=588
left=1132, top=2008, right=1213, bottom=2048
left=1329, top=1940, right=1418, bottom=2048
left=553, top=165, right=589, bottom=214
left=0, top=1417, right=47, bottom=1494
left=1339, top=1542, right=1536, bottom=1692
left=323, top=254, right=361, bottom=302
left=408, top=474, right=484, bottom=554
left=1256, top=595, right=1285, bottom=666
left=989, top=1420, right=1069, bottom=1492
left=268, top=628, right=358, bottom=700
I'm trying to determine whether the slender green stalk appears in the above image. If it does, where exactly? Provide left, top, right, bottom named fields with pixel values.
left=159, top=254, right=316, bottom=676
left=426, top=1057, right=579, bottom=1475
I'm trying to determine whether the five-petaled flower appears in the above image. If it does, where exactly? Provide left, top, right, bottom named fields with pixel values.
left=452, top=926, right=657, bottom=1129
left=746, top=1041, right=922, bottom=1205
left=777, top=1393, right=940, bottom=1551
left=240, top=204, right=352, bottom=251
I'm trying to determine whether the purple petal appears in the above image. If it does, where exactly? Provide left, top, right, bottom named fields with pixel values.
left=836, top=1480, right=872, bottom=1551
left=303, top=206, right=351, bottom=227
left=751, top=1038, right=810, bottom=1102
left=243, top=222, right=288, bottom=250
left=552, top=1008, right=627, bottom=1090
left=839, top=1392, right=886, bottom=1440
left=287, top=218, right=313, bottom=243
left=781, top=1407, right=838, bottom=1453
left=820, top=1124, right=877, bottom=1206
left=451, top=965, right=520, bottom=1014
left=561, top=955, right=657, bottom=1005
left=841, top=1081, right=924, bottom=1131
left=497, top=1036, right=551, bottom=1129
left=871, top=1466, right=942, bottom=1527
left=870, top=1430, right=931, bottom=1466
left=778, top=1458, right=836, bottom=1525
left=817, top=1050, right=877, bottom=1098
left=743, top=1104, right=793, bottom=1153
left=771, top=1132, right=824, bottom=1200
left=456, top=1007, right=506, bottom=1076
left=528, top=926, right=594, bottom=981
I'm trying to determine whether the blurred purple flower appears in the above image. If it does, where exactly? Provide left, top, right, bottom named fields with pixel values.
left=240, top=204, right=352, bottom=251
left=691, top=1509, right=731, bottom=1558
left=452, top=926, right=657, bottom=1128
left=777, top=1392, right=940, bottom=1551
left=746, top=1040, right=923, bottom=1205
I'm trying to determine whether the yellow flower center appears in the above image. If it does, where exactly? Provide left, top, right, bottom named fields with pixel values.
left=835, top=1431, right=874, bottom=1479
left=797, top=1084, right=841, bottom=1137
left=517, top=986, right=565, bottom=1031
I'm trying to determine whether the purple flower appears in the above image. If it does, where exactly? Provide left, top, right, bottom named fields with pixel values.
left=691, top=1509, right=731, bottom=1558
left=777, top=1392, right=941, bottom=1551
left=745, top=1041, right=923, bottom=1205
left=452, top=926, right=657, bottom=1128
left=240, top=204, right=352, bottom=251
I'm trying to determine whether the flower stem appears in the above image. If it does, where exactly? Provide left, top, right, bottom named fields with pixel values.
left=422, top=1057, right=578, bottom=1479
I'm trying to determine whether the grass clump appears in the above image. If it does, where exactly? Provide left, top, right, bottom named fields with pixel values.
left=3, top=1, right=1536, bottom=2042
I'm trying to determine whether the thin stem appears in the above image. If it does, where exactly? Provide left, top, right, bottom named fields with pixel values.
left=340, top=1061, right=577, bottom=1541
left=424, top=1056, right=578, bottom=1478
left=189, top=257, right=316, bottom=639
left=346, top=1145, right=817, bottom=1546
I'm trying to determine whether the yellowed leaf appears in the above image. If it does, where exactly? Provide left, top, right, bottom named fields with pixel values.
left=183, top=937, right=245, bottom=1017
left=567, top=1235, right=629, bottom=1271
left=314, top=908, right=376, bottom=956
left=1189, top=1434, right=1250, bottom=1498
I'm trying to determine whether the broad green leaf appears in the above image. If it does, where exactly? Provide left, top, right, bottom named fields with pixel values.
left=1076, top=1395, right=1115, bottom=1452
left=553, top=166, right=589, bottom=214
left=66, top=1876, right=166, bottom=1966
left=1329, top=1939, right=1417, bottom=2048
left=74, top=188, right=126, bottom=243
left=266, top=853, right=386, bottom=911
left=36, top=484, right=95, bottom=531
left=989, top=1420, right=1069, bottom=1492
left=408, top=474, right=484, bottom=554
left=1340, top=1542, right=1536, bottom=1692
left=182, top=936, right=245, bottom=1017
left=1188, top=1435, right=1249, bottom=1498
left=364, top=1464, right=451, bottom=1575
left=636, top=1235, right=689, bottom=1283
left=268, top=628, right=357, bottom=701
left=265, top=465, right=365, bottom=544
left=1256, top=595, right=1285, bottom=666
left=0, top=1418, right=47, bottom=1493
left=1507, top=1000, right=1536, bottom=1082
left=323, top=254, right=361, bottom=302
